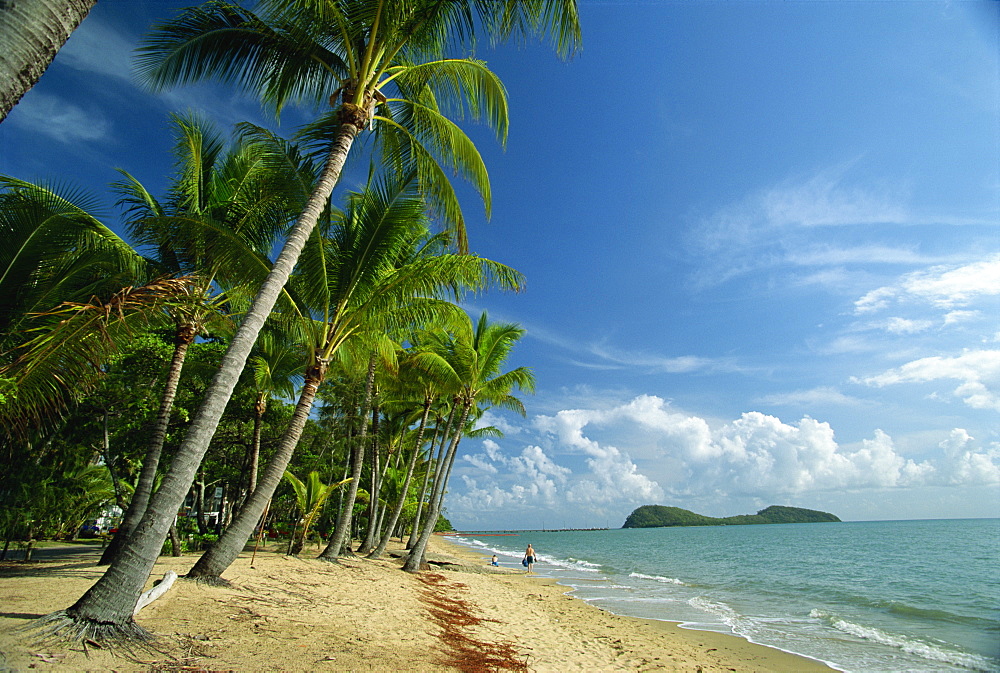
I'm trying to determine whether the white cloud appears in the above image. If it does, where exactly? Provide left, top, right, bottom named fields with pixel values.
left=460, top=440, right=570, bottom=507
left=57, top=16, right=137, bottom=81
left=447, top=395, right=999, bottom=526
left=7, top=91, right=109, bottom=144
left=883, top=317, right=934, bottom=334
left=943, top=310, right=979, bottom=326
left=587, top=344, right=727, bottom=373
left=937, top=430, right=1000, bottom=485
left=760, top=167, right=908, bottom=228
left=787, top=245, right=931, bottom=267
left=756, top=387, right=862, bottom=407
left=855, top=255, right=1000, bottom=314
left=858, top=349, right=1000, bottom=411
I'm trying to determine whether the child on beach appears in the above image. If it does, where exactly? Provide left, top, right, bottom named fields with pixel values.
left=490, top=554, right=499, bottom=566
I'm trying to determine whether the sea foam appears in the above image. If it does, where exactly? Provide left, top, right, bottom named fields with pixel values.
left=810, top=609, right=996, bottom=672
left=629, top=572, right=685, bottom=585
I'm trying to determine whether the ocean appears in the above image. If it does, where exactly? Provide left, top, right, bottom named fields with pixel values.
left=446, top=519, right=1000, bottom=672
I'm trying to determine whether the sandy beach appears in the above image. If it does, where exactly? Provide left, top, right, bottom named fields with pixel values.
left=0, top=537, right=833, bottom=672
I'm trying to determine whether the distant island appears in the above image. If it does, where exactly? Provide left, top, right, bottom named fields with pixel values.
left=622, top=505, right=841, bottom=528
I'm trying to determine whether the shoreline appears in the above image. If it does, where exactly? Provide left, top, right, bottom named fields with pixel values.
left=0, top=538, right=834, bottom=671
left=433, top=534, right=836, bottom=672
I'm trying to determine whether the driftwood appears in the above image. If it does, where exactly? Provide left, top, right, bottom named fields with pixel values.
left=133, top=571, right=178, bottom=615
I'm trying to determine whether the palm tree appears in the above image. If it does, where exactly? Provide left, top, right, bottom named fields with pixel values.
left=187, top=171, right=521, bottom=580
left=404, top=311, right=533, bottom=572
left=367, top=343, right=450, bottom=558
left=0, top=176, right=153, bottom=438
left=50, top=0, right=577, bottom=641
left=0, top=0, right=96, bottom=122
left=282, top=469, right=349, bottom=555
left=100, top=113, right=298, bottom=565
left=241, top=328, right=304, bottom=508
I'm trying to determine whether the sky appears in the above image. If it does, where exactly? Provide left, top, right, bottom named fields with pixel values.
left=1, top=1, right=998, bottom=529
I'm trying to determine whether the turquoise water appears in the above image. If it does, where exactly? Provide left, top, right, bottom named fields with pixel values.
left=448, top=519, right=1000, bottom=672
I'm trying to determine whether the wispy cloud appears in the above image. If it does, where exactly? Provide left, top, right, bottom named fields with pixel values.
left=759, top=166, right=909, bottom=228
left=756, top=387, right=863, bottom=407
left=587, top=343, right=740, bottom=374
left=504, top=312, right=743, bottom=376
left=786, top=245, right=949, bottom=267
left=855, top=255, right=1000, bottom=313
left=57, top=16, right=137, bottom=81
left=856, top=349, right=1000, bottom=411
left=6, top=91, right=109, bottom=144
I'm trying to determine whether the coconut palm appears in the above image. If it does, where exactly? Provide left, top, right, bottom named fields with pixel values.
left=0, top=0, right=96, bottom=122
left=187, top=171, right=521, bottom=580
left=241, top=328, right=305, bottom=508
left=0, top=176, right=153, bottom=438
left=367, top=343, right=450, bottom=558
left=99, top=113, right=299, bottom=565
left=50, top=0, right=577, bottom=640
left=404, top=311, right=533, bottom=572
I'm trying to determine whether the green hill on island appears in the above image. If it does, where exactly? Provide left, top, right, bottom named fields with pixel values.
left=622, top=505, right=841, bottom=528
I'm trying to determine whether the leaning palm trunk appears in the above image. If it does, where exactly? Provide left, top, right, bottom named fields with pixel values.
left=0, top=0, right=96, bottom=122
left=404, top=400, right=471, bottom=572
left=408, top=406, right=454, bottom=548
left=187, top=362, right=326, bottom=580
left=356, top=407, right=382, bottom=555
left=45, top=123, right=360, bottom=638
left=406, top=421, right=443, bottom=548
left=319, top=356, right=376, bottom=562
left=100, top=326, right=194, bottom=565
left=234, top=392, right=267, bottom=516
left=369, top=400, right=431, bottom=559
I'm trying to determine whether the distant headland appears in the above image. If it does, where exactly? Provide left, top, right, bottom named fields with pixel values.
left=622, top=505, right=841, bottom=528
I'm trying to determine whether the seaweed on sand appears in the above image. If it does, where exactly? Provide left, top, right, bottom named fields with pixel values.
left=417, top=572, right=528, bottom=673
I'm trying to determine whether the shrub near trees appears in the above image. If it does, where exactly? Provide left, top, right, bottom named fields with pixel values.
left=1, top=0, right=581, bottom=645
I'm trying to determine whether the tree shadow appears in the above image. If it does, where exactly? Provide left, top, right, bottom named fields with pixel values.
left=0, top=560, right=105, bottom=579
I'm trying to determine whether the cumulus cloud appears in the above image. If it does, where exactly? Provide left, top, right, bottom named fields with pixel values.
left=448, top=395, right=999, bottom=526
left=857, top=350, right=1000, bottom=411
left=461, top=440, right=570, bottom=507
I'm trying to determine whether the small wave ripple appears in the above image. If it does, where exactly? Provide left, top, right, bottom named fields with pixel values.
left=629, top=572, right=685, bottom=585
left=810, top=609, right=998, bottom=672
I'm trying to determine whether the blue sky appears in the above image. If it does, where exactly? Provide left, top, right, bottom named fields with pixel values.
left=2, top=1, right=998, bottom=528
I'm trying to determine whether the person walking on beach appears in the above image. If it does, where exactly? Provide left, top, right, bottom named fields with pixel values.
left=523, top=544, right=537, bottom=574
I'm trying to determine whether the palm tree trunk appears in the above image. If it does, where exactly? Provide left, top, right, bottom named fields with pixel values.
left=407, top=421, right=442, bottom=548
left=357, top=406, right=381, bottom=555
left=57, top=122, right=360, bottom=636
left=0, top=0, right=95, bottom=122
left=167, top=524, right=182, bottom=557
left=369, top=400, right=431, bottom=559
left=248, top=395, right=266, bottom=497
left=100, top=330, right=193, bottom=565
left=186, top=364, right=325, bottom=580
left=100, top=409, right=128, bottom=512
left=404, top=400, right=471, bottom=572
left=195, top=475, right=209, bottom=534
left=319, top=355, right=376, bottom=562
